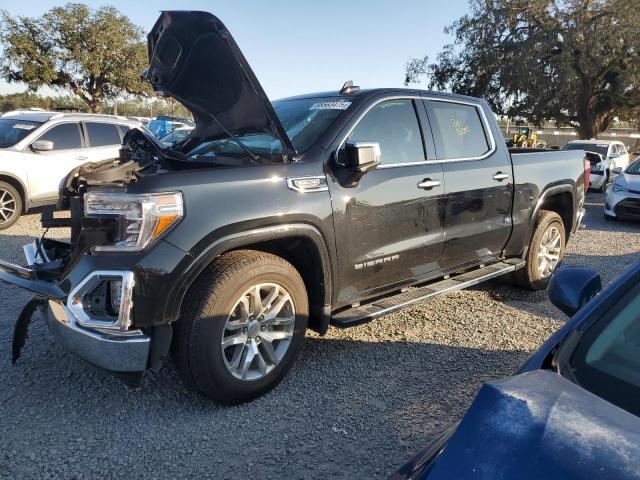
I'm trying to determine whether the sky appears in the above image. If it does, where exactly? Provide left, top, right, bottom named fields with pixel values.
left=0, top=0, right=471, bottom=100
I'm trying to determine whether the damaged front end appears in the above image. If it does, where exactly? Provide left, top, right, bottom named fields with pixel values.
left=0, top=128, right=185, bottom=373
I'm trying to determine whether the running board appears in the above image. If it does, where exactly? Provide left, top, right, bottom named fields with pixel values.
left=330, top=259, right=525, bottom=328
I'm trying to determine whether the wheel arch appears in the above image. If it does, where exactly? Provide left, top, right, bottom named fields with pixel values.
left=0, top=173, right=28, bottom=213
left=173, top=224, right=333, bottom=335
left=531, top=184, right=576, bottom=243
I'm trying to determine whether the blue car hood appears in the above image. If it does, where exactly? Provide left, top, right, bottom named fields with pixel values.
left=425, top=370, right=640, bottom=479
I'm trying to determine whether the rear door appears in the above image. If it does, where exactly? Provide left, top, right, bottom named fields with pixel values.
left=328, top=97, right=445, bottom=306
left=23, top=122, right=86, bottom=203
left=424, top=98, right=513, bottom=269
left=82, top=122, right=124, bottom=163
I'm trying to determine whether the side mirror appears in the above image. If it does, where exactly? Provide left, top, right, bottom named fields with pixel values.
left=344, top=141, right=381, bottom=173
left=335, top=141, right=381, bottom=187
left=548, top=266, right=602, bottom=316
left=612, top=167, right=623, bottom=175
left=30, top=140, right=54, bottom=152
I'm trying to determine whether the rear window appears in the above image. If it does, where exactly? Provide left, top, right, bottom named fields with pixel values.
left=428, top=101, right=491, bottom=159
left=0, top=119, right=42, bottom=148
left=85, top=122, right=122, bottom=147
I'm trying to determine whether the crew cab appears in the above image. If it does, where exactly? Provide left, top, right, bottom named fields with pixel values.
left=0, top=111, right=140, bottom=228
left=0, top=11, right=587, bottom=404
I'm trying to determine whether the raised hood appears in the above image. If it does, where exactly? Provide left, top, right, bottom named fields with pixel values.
left=145, top=11, right=297, bottom=159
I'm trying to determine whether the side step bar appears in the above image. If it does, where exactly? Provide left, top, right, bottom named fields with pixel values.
left=330, top=259, right=525, bottom=328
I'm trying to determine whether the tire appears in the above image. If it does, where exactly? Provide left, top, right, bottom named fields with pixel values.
left=513, top=210, right=566, bottom=291
left=599, top=172, right=610, bottom=193
left=174, top=250, right=308, bottom=404
left=0, top=181, right=22, bottom=230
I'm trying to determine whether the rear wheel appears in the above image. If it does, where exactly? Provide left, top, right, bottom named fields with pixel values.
left=513, top=210, right=566, bottom=290
left=174, top=250, right=308, bottom=404
left=0, top=181, right=22, bottom=230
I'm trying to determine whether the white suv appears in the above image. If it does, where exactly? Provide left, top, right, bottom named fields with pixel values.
left=563, top=140, right=631, bottom=192
left=0, top=111, right=140, bottom=229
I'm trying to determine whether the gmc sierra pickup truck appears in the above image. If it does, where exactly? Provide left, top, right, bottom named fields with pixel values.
left=0, top=11, right=587, bottom=404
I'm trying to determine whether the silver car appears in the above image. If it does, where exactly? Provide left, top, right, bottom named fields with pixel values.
left=0, top=111, right=140, bottom=229
left=605, top=160, right=640, bottom=221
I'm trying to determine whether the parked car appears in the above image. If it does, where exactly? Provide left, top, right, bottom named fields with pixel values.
left=0, top=11, right=587, bottom=404
left=147, top=115, right=194, bottom=138
left=392, top=260, right=640, bottom=480
left=0, top=111, right=140, bottom=229
left=604, top=160, right=640, bottom=221
left=563, top=139, right=630, bottom=192
left=159, top=126, right=194, bottom=146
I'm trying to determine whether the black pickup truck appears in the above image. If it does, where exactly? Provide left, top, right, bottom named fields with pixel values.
left=0, top=11, right=587, bottom=403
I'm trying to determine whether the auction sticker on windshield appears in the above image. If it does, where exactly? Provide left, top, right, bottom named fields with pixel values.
left=309, top=101, right=352, bottom=110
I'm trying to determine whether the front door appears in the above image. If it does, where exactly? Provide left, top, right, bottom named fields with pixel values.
left=328, top=98, right=445, bottom=306
left=424, top=99, right=513, bottom=269
left=23, top=122, right=86, bottom=203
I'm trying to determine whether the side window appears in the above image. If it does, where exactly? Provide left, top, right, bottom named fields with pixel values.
left=37, top=123, right=82, bottom=150
left=428, top=101, right=491, bottom=160
left=118, top=125, right=131, bottom=138
left=85, top=122, right=122, bottom=147
left=349, top=99, right=425, bottom=165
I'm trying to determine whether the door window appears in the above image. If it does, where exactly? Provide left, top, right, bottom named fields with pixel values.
left=428, top=101, right=491, bottom=160
left=569, top=282, right=640, bottom=416
left=37, top=123, right=82, bottom=150
left=349, top=99, right=425, bottom=165
left=85, top=122, right=122, bottom=147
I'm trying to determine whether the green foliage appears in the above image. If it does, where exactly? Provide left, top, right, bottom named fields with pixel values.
left=406, top=0, right=640, bottom=139
left=0, top=3, right=150, bottom=113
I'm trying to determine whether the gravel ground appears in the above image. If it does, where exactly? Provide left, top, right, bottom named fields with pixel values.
left=0, top=192, right=638, bottom=479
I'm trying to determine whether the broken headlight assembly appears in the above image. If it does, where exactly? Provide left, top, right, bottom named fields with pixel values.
left=84, top=192, right=184, bottom=252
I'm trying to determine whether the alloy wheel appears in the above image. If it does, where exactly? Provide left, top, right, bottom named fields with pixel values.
left=537, top=225, right=562, bottom=277
left=221, top=283, right=295, bottom=381
left=0, top=188, right=17, bottom=225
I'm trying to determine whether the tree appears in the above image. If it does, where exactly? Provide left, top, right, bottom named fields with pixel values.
left=0, top=3, right=150, bottom=113
left=405, top=0, right=640, bottom=139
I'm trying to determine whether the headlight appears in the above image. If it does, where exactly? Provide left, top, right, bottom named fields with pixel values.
left=85, top=192, right=183, bottom=252
left=612, top=182, right=629, bottom=193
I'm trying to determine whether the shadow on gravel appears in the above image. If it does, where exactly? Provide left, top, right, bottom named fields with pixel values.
left=0, top=317, right=527, bottom=478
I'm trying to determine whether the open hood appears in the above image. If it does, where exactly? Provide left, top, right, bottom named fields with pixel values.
left=145, top=11, right=297, bottom=159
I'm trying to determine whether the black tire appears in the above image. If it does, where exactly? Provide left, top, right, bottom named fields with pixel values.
left=0, top=181, right=22, bottom=230
left=513, top=210, right=566, bottom=291
left=599, top=172, right=610, bottom=193
left=174, top=250, right=308, bottom=404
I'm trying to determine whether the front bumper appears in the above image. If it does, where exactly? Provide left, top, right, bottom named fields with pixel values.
left=45, top=300, right=150, bottom=372
left=605, top=189, right=640, bottom=220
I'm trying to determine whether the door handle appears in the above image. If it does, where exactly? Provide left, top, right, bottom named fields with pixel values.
left=493, top=172, right=509, bottom=181
left=76, top=156, right=88, bottom=161
left=417, top=179, right=441, bottom=190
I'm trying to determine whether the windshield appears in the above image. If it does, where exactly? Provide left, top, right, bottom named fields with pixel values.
left=563, top=142, right=608, bottom=157
left=0, top=119, right=42, bottom=148
left=626, top=161, right=640, bottom=175
left=184, top=97, right=349, bottom=164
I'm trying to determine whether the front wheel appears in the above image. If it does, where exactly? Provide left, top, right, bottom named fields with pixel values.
left=174, top=250, right=308, bottom=404
left=0, top=181, right=22, bottom=230
left=599, top=172, right=610, bottom=193
left=513, top=210, right=566, bottom=290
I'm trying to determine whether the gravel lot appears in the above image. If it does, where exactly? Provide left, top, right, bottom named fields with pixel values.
left=0, top=192, right=639, bottom=479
